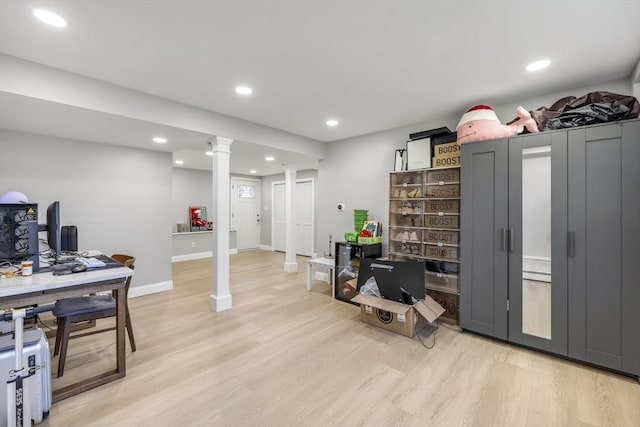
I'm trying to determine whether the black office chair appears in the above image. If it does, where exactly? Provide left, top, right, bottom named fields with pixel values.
left=53, top=254, right=136, bottom=377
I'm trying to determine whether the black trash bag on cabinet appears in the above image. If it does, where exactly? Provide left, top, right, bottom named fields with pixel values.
left=544, top=102, right=631, bottom=130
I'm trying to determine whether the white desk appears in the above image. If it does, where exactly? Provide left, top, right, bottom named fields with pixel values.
left=0, top=260, right=133, bottom=402
left=306, top=257, right=335, bottom=297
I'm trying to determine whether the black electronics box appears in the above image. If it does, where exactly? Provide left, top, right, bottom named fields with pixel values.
left=431, top=130, right=457, bottom=145
left=408, top=126, right=451, bottom=141
left=0, top=203, right=39, bottom=270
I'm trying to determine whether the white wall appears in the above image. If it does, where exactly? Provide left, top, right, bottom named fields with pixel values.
left=170, top=168, right=251, bottom=258
left=0, top=129, right=173, bottom=292
left=172, top=168, right=213, bottom=232
left=315, top=77, right=634, bottom=257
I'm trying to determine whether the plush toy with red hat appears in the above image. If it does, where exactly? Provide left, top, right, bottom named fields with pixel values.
left=456, top=105, right=540, bottom=145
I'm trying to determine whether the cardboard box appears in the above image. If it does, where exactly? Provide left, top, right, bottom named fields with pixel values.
left=432, top=155, right=460, bottom=168
left=432, top=142, right=460, bottom=158
left=426, top=289, right=459, bottom=322
left=426, top=168, right=460, bottom=184
left=351, top=293, right=445, bottom=337
left=424, top=183, right=460, bottom=198
left=425, top=214, right=459, bottom=229
left=425, top=199, right=460, bottom=214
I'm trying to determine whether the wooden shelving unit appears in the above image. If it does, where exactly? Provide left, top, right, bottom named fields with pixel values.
left=388, top=166, right=461, bottom=323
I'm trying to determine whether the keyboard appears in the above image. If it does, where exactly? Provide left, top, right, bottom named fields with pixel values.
left=76, top=257, right=106, bottom=268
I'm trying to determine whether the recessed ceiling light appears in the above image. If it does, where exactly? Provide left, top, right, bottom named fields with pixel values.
left=205, top=151, right=213, bottom=156
left=152, top=137, right=167, bottom=143
left=526, top=59, right=551, bottom=72
left=326, top=119, right=339, bottom=127
left=175, top=160, right=184, bottom=165
left=32, top=9, right=68, bottom=28
left=265, top=156, right=275, bottom=161
left=235, top=86, right=253, bottom=95
left=250, top=170, right=257, bottom=174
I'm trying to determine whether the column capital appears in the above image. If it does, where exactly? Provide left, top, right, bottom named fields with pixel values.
left=213, top=136, right=233, bottom=150
left=284, top=165, right=298, bottom=178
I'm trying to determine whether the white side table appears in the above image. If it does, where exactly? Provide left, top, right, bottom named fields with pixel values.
left=307, top=257, right=335, bottom=297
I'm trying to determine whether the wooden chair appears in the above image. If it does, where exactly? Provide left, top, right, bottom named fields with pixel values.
left=53, top=254, right=136, bottom=377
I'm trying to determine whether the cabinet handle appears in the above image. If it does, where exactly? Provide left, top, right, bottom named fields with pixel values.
left=500, top=228, right=507, bottom=252
left=568, top=231, right=575, bottom=258
left=508, top=228, right=514, bottom=253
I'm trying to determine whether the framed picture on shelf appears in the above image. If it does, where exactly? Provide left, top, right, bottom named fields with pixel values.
left=394, top=148, right=407, bottom=171
left=406, top=138, right=431, bottom=170
left=189, top=206, right=208, bottom=231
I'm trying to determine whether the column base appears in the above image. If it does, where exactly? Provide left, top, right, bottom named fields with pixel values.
left=209, top=293, right=232, bottom=312
left=284, top=261, right=298, bottom=273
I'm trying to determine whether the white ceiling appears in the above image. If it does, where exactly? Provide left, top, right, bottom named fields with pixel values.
left=1, top=1, right=639, bottom=173
left=0, top=90, right=319, bottom=175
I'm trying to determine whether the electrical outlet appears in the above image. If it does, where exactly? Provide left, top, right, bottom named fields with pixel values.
left=337, top=203, right=346, bottom=212
left=191, top=242, right=196, bottom=248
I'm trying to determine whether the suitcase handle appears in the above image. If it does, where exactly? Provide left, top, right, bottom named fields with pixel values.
left=1, top=304, right=54, bottom=322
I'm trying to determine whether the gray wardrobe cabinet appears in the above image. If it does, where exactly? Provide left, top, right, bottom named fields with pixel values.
left=460, top=120, right=640, bottom=377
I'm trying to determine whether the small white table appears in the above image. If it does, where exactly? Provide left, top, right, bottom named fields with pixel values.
left=306, top=257, right=335, bottom=297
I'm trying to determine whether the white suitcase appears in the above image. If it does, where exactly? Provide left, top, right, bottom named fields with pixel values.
left=0, top=328, right=51, bottom=426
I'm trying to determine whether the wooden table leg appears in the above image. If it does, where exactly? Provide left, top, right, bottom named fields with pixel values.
left=51, top=280, right=127, bottom=402
left=116, top=284, right=126, bottom=374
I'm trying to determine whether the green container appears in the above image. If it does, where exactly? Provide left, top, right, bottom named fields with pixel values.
left=344, top=232, right=358, bottom=243
left=354, top=209, right=368, bottom=232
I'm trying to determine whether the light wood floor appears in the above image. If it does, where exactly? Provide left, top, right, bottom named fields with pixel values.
left=37, top=250, right=639, bottom=427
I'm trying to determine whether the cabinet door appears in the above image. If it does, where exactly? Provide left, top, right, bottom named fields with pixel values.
left=507, top=132, right=568, bottom=355
left=460, top=139, right=508, bottom=339
left=568, top=121, right=640, bottom=375
left=334, top=242, right=359, bottom=303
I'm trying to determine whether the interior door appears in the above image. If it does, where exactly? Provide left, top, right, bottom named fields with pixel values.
left=460, top=139, right=509, bottom=339
left=231, top=178, right=261, bottom=250
left=507, top=132, right=568, bottom=355
left=567, top=122, right=640, bottom=375
left=295, top=180, right=314, bottom=257
left=272, top=179, right=314, bottom=256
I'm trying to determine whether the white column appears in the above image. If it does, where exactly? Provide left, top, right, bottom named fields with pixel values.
left=284, top=165, right=298, bottom=273
left=210, top=136, right=233, bottom=312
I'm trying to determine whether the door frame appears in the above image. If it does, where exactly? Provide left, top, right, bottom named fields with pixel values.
left=231, top=177, right=262, bottom=250
left=271, top=177, right=315, bottom=256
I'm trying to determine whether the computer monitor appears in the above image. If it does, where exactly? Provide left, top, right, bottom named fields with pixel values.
left=357, top=258, right=426, bottom=303
left=38, top=201, right=61, bottom=257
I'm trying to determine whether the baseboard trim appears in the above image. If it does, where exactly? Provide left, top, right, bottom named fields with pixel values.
left=210, top=293, right=232, bottom=312
left=284, top=261, right=298, bottom=273
left=172, top=252, right=212, bottom=262
left=129, top=280, right=173, bottom=298
left=260, top=245, right=273, bottom=251
left=172, top=249, right=237, bottom=262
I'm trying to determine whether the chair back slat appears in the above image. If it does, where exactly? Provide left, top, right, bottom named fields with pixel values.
left=111, top=254, right=135, bottom=295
